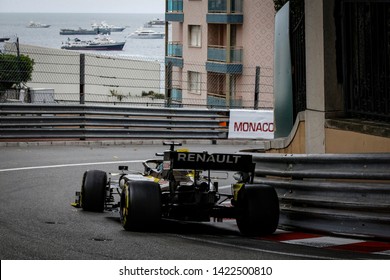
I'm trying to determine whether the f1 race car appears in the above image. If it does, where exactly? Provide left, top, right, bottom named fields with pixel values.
left=72, top=142, right=279, bottom=236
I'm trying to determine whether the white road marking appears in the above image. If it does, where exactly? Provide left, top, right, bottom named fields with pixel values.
left=0, top=160, right=143, bottom=173
left=284, top=236, right=365, bottom=248
left=175, top=234, right=338, bottom=260
left=376, top=250, right=390, bottom=256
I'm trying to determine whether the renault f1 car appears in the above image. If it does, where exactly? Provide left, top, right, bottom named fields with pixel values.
left=72, top=142, right=280, bottom=236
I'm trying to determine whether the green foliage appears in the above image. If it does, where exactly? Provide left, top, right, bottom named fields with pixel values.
left=142, top=90, right=165, bottom=99
left=0, top=53, right=34, bottom=91
left=110, top=89, right=127, bottom=101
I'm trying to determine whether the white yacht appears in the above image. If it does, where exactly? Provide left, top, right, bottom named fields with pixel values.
left=127, top=28, right=165, bottom=39
left=26, top=21, right=51, bottom=28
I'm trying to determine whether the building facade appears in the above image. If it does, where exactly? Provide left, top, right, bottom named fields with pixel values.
left=165, top=0, right=275, bottom=108
left=270, top=0, right=390, bottom=154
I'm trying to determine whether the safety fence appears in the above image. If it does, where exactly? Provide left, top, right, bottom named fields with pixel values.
left=0, top=103, right=229, bottom=140
left=249, top=153, right=390, bottom=240
left=1, top=43, right=274, bottom=109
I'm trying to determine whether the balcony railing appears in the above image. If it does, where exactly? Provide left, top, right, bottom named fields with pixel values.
left=167, top=42, right=183, bottom=57
left=208, top=0, right=243, bottom=13
left=207, top=94, right=243, bottom=108
left=171, top=88, right=182, bottom=101
left=167, top=0, right=183, bottom=12
left=207, top=45, right=243, bottom=63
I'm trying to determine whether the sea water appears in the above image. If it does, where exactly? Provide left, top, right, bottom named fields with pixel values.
left=0, top=13, right=166, bottom=59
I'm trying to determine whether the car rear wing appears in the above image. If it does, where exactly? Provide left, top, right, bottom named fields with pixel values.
left=163, top=151, right=255, bottom=173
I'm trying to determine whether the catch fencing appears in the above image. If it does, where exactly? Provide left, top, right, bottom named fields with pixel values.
left=1, top=42, right=273, bottom=109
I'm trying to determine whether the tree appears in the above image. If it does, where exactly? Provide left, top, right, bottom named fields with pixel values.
left=0, top=53, right=34, bottom=91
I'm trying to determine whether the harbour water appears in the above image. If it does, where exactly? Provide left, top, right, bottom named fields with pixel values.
left=0, top=13, right=166, bottom=59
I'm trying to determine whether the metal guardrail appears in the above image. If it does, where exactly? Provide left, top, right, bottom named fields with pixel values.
left=0, top=104, right=229, bottom=140
left=249, top=153, right=390, bottom=240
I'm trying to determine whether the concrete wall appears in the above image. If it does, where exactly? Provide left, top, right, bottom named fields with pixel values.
left=266, top=117, right=390, bottom=154
left=300, top=0, right=390, bottom=154
left=325, top=128, right=390, bottom=153
left=304, top=0, right=326, bottom=153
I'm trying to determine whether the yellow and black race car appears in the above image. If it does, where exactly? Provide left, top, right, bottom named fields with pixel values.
left=72, top=142, right=279, bottom=236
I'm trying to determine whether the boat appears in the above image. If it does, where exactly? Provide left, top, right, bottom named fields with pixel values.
left=60, top=27, right=110, bottom=35
left=27, top=21, right=51, bottom=28
left=144, top=18, right=165, bottom=28
left=91, top=21, right=126, bottom=32
left=0, top=37, right=10, bottom=42
left=61, top=37, right=126, bottom=51
left=127, top=28, right=165, bottom=39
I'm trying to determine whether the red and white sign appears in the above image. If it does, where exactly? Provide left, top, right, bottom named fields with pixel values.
left=228, top=109, right=274, bottom=139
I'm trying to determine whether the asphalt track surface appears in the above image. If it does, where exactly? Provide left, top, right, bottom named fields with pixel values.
left=0, top=143, right=389, bottom=260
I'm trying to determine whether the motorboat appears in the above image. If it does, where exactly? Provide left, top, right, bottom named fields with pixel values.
left=91, top=21, right=126, bottom=32
left=144, top=18, right=165, bottom=28
left=0, top=37, right=10, bottom=42
left=27, top=21, right=51, bottom=28
left=127, top=28, right=165, bottom=39
left=61, top=37, right=126, bottom=51
left=60, top=27, right=110, bottom=35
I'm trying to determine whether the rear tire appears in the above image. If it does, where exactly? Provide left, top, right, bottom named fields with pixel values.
left=236, top=184, right=279, bottom=236
left=81, top=170, right=107, bottom=212
left=120, top=181, right=161, bottom=230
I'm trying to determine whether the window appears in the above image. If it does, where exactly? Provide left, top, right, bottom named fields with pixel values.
left=189, top=25, right=201, bottom=47
left=188, top=71, right=201, bottom=94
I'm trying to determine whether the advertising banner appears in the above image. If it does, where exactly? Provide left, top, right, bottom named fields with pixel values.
left=228, top=109, right=274, bottom=139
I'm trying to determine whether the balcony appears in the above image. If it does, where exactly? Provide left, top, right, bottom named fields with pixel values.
left=166, top=0, right=184, bottom=22
left=171, top=88, right=183, bottom=102
left=207, top=0, right=243, bottom=24
left=165, top=57, right=183, bottom=68
left=206, top=45, right=243, bottom=74
left=208, top=45, right=242, bottom=63
left=167, top=42, right=183, bottom=57
left=207, top=94, right=243, bottom=108
left=166, top=41, right=183, bottom=68
left=208, top=0, right=243, bottom=13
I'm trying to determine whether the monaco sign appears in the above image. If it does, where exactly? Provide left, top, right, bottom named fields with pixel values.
left=228, top=109, right=274, bottom=139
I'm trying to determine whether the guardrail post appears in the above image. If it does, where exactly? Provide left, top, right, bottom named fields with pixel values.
left=165, top=61, right=172, bottom=108
left=79, top=54, right=85, bottom=105
left=79, top=54, right=86, bottom=140
left=254, top=66, right=260, bottom=110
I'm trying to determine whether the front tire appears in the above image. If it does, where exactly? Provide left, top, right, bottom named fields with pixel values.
left=81, top=170, right=107, bottom=212
left=120, top=181, right=162, bottom=230
left=236, top=184, right=279, bottom=236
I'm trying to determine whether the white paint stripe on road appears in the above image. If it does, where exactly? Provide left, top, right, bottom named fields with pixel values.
left=176, top=234, right=338, bottom=260
left=0, top=160, right=143, bottom=173
left=376, top=250, right=390, bottom=256
left=284, top=236, right=365, bottom=248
